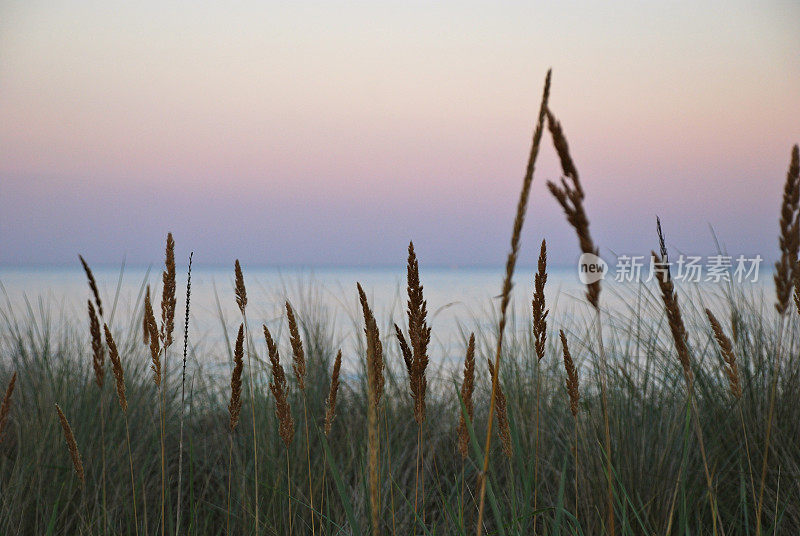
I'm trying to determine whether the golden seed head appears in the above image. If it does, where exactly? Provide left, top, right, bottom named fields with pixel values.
left=405, top=241, right=430, bottom=425
left=79, top=255, right=103, bottom=317
left=457, top=333, right=476, bottom=459
left=286, top=301, right=306, bottom=391
left=228, top=324, right=244, bottom=432
left=358, top=283, right=384, bottom=408
left=265, top=324, right=294, bottom=448
left=324, top=349, right=342, bottom=436
left=545, top=109, right=601, bottom=309
left=88, top=300, right=105, bottom=389
left=104, top=324, right=127, bottom=413
left=160, top=232, right=177, bottom=348
left=55, top=404, right=85, bottom=487
left=705, top=308, right=741, bottom=399
left=487, top=358, right=512, bottom=458
left=144, top=290, right=161, bottom=386
left=532, top=239, right=548, bottom=361
left=234, top=259, right=247, bottom=315
left=776, top=145, right=800, bottom=314
left=652, top=251, right=692, bottom=384
left=560, top=330, right=580, bottom=417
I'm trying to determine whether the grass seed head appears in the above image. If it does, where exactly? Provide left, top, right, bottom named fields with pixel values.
left=234, top=259, right=247, bottom=315
left=228, top=324, right=244, bottom=432
left=324, top=349, right=342, bottom=436
left=457, top=333, right=476, bottom=459
left=55, top=404, right=85, bottom=487
left=88, top=300, right=105, bottom=389
left=104, top=324, right=127, bottom=413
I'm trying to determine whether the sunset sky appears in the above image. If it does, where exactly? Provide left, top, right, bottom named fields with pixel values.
left=1, top=1, right=798, bottom=268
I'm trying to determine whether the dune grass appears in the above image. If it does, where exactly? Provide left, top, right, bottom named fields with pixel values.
left=1, top=261, right=800, bottom=535
left=0, top=74, right=798, bottom=535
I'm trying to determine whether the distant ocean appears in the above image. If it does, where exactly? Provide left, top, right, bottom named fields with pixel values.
left=0, top=265, right=771, bottom=375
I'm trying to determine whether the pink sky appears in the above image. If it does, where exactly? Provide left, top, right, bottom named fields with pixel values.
left=1, top=1, right=798, bottom=267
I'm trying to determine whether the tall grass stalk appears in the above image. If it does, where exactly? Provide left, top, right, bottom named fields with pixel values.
left=757, top=143, right=799, bottom=536
left=286, top=300, right=316, bottom=536
left=756, top=316, right=786, bottom=536
left=546, top=98, right=615, bottom=534
left=266, top=324, right=295, bottom=535
left=475, top=67, right=551, bottom=536
left=531, top=239, right=547, bottom=534
left=652, top=225, right=721, bottom=534
left=105, top=324, right=138, bottom=535
left=234, top=260, right=259, bottom=532
left=175, top=252, right=192, bottom=535
left=227, top=324, right=244, bottom=535
left=157, top=233, right=176, bottom=536
left=358, top=282, right=384, bottom=536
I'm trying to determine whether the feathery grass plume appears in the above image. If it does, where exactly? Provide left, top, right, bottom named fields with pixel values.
left=476, top=68, right=550, bottom=536
left=773, top=145, right=800, bottom=315
left=0, top=372, right=17, bottom=444
left=88, top=301, right=105, bottom=388
left=652, top=251, right=692, bottom=383
left=143, top=285, right=151, bottom=345
left=228, top=324, right=244, bottom=432
left=55, top=404, right=85, bottom=487
left=405, top=241, right=431, bottom=425
left=560, top=331, right=580, bottom=416
left=531, top=239, right=548, bottom=533
left=286, top=302, right=307, bottom=391
left=160, top=232, right=177, bottom=349
left=234, top=259, right=247, bottom=315
left=457, top=334, right=476, bottom=459
left=402, top=242, right=431, bottom=522
left=357, top=282, right=383, bottom=536
left=79, top=254, right=103, bottom=317
left=265, top=325, right=294, bottom=447
left=395, top=324, right=412, bottom=377
left=324, top=350, right=342, bottom=436
left=358, top=283, right=385, bottom=406
left=532, top=239, right=548, bottom=361
left=486, top=359, right=512, bottom=458
left=104, top=325, right=127, bottom=412
left=144, top=290, right=161, bottom=386
left=705, top=309, right=741, bottom=398
left=546, top=113, right=601, bottom=308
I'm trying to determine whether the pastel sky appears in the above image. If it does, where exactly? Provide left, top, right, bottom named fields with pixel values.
left=1, top=1, right=798, bottom=268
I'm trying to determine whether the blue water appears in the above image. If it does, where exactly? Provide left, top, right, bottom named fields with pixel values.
left=0, top=264, right=772, bottom=377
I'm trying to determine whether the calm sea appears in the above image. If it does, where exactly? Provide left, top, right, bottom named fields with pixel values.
left=0, top=265, right=771, bottom=375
